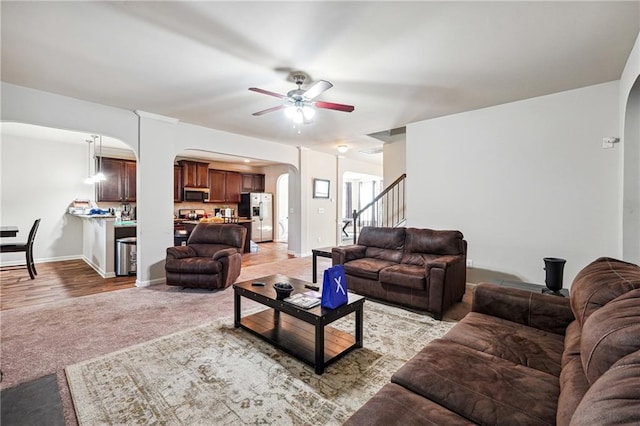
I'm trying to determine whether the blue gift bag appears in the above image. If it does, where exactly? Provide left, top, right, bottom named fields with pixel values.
left=321, top=264, right=348, bottom=309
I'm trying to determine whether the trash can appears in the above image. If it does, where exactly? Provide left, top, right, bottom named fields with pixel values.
left=116, top=237, right=137, bottom=276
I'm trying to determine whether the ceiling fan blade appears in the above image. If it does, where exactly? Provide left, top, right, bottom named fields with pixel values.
left=249, top=87, right=286, bottom=99
left=314, top=101, right=355, bottom=113
left=252, top=105, right=286, bottom=116
left=302, top=80, right=333, bottom=101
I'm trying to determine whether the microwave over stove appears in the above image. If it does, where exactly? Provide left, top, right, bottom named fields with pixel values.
left=183, top=187, right=210, bottom=202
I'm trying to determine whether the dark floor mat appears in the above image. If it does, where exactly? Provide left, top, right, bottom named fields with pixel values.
left=1, top=374, right=65, bottom=426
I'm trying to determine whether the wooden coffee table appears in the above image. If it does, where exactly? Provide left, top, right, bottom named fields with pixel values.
left=233, top=274, right=365, bottom=374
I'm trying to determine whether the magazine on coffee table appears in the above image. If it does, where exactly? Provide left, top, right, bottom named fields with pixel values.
left=284, top=293, right=321, bottom=309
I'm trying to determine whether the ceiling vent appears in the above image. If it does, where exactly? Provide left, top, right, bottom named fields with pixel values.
left=367, top=127, right=406, bottom=143
left=359, top=147, right=384, bottom=155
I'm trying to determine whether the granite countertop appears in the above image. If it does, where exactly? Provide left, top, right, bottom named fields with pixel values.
left=69, top=213, right=136, bottom=227
left=69, top=213, right=116, bottom=219
left=180, top=218, right=253, bottom=224
left=114, top=220, right=137, bottom=227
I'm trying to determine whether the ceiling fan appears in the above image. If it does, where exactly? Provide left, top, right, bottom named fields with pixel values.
left=249, top=74, right=354, bottom=124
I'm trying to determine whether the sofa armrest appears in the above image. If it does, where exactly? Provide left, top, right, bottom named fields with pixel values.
left=166, top=246, right=197, bottom=260
left=472, top=282, right=575, bottom=335
left=218, top=252, right=243, bottom=288
left=424, top=254, right=467, bottom=319
left=213, top=247, right=239, bottom=260
left=425, top=254, right=464, bottom=272
left=332, top=245, right=367, bottom=265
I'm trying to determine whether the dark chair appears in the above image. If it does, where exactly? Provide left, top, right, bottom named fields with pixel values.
left=0, top=219, right=41, bottom=279
left=165, top=223, right=247, bottom=290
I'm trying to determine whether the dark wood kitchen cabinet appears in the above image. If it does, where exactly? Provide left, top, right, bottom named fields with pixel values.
left=179, top=160, right=209, bottom=188
left=208, top=170, right=226, bottom=202
left=241, top=173, right=265, bottom=193
left=123, top=161, right=136, bottom=202
left=174, top=165, right=182, bottom=202
left=96, top=157, right=136, bottom=202
left=226, top=172, right=242, bottom=202
left=208, top=170, right=241, bottom=203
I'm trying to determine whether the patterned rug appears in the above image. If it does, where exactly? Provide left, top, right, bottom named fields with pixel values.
left=66, top=301, right=455, bottom=425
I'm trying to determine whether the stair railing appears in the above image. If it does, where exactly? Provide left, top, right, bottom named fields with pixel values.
left=350, top=173, right=406, bottom=244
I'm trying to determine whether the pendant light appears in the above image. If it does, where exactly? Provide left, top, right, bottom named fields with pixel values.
left=92, top=135, right=106, bottom=181
left=83, top=139, right=95, bottom=184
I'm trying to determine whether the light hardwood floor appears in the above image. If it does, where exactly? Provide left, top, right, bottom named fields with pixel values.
left=0, top=242, right=292, bottom=311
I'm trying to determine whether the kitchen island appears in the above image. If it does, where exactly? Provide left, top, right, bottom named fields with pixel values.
left=69, top=213, right=136, bottom=278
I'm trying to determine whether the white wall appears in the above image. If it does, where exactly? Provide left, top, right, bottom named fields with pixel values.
left=383, top=138, right=406, bottom=185
left=407, top=81, right=620, bottom=286
left=620, top=32, right=640, bottom=263
left=0, top=133, right=93, bottom=264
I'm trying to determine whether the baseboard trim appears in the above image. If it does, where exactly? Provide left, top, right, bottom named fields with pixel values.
left=0, top=255, right=82, bottom=268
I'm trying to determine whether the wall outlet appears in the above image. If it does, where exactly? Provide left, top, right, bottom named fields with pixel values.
left=466, top=259, right=473, bottom=268
left=602, top=137, right=620, bottom=149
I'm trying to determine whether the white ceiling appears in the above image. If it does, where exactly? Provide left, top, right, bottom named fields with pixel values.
left=2, top=1, right=639, bottom=164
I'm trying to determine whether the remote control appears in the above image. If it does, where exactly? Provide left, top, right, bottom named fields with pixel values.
left=305, top=284, right=320, bottom=291
left=251, top=282, right=266, bottom=286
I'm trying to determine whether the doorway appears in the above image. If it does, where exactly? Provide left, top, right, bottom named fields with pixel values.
left=276, top=173, right=289, bottom=242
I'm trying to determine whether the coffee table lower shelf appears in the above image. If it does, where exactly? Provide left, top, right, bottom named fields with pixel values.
left=238, top=308, right=358, bottom=374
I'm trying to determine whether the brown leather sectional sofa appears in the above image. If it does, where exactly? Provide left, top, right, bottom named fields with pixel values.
left=345, top=257, right=640, bottom=425
left=332, top=226, right=467, bottom=319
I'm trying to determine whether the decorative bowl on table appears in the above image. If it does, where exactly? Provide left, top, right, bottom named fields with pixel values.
left=273, top=282, right=294, bottom=300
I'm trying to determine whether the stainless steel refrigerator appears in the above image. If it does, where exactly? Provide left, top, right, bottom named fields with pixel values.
left=239, top=193, right=273, bottom=243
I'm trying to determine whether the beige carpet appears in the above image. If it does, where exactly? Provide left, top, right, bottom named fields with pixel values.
left=65, top=301, right=455, bottom=425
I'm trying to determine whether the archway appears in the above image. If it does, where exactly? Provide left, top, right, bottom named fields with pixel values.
left=276, top=173, right=289, bottom=242
left=623, top=76, right=640, bottom=261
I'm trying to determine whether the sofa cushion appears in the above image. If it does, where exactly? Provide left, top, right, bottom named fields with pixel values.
left=190, top=243, right=237, bottom=258
left=357, top=226, right=406, bottom=250
left=570, top=257, right=640, bottom=325
left=443, top=312, right=565, bottom=376
left=343, top=383, right=475, bottom=426
left=558, top=354, right=591, bottom=426
left=165, top=257, right=222, bottom=274
left=364, top=247, right=404, bottom=263
left=570, top=350, right=640, bottom=425
left=379, top=264, right=426, bottom=290
left=392, top=339, right=559, bottom=425
left=405, top=228, right=465, bottom=256
left=343, top=258, right=398, bottom=281
left=400, top=252, right=442, bottom=267
left=187, top=223, right=245, bottom=248
left=580, top=287, right=640, bottom=385
left=557, top=321, right=590, bottom=426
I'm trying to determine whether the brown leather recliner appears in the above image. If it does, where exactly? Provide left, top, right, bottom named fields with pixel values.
left=165, top=223, right=247, bottom=290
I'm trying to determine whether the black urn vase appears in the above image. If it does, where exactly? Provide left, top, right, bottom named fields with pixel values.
left=543, top=257, right=566, bottom=293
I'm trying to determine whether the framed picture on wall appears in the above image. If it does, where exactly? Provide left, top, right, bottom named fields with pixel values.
left=313, top=178, right=330, bottom=198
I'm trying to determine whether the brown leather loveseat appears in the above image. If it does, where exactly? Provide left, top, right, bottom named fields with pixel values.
left=345, top=257, right=640, bottom=425
left=332, top=226, right=467, bottom=319
left=165, top=223, right=246, bottom=290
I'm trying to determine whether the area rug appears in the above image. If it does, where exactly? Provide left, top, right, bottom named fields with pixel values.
left=65, top=301, right=455, bottom=425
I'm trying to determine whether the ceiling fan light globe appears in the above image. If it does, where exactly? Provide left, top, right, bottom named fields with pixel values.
left=302, top=106, right=315, bottom=120
left=293, top=109, right=305, bottom=124
left=284, top=106, right=297, bottom=119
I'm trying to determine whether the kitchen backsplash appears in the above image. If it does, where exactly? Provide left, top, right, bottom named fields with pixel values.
left=94, top=201, right=240, bottom=218
left=174, top=202, right=239, bottom=216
